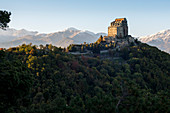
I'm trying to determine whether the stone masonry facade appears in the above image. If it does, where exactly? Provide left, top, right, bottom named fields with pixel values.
left=108, top=18, right=128, bottom=38
left=103, top=18, right=129, bottom=43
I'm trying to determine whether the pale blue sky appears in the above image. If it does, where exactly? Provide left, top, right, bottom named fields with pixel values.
left=0, top=0, right=170, bottom=36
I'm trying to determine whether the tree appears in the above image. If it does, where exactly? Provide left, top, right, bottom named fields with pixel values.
left=48, top=44, right=53, bottom=50
left=0, top=55, right=33, bottom=112
left=0, top=10, right=11, bottom=29
left=96, top=35, right=103, bottom=44
left=81, top=46, right=85, bottom=53
left=39, top=44, right=44, bottom=49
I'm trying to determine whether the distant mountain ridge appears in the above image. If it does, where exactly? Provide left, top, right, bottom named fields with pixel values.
left=0, top=28, right=38, bottom=43
left=0, top=28, right=38, bottom=37
left=139, top=29, right=170, bottom=53
left=0, top=28, right=169, bottom=54
left=0, top=28, right=107, bottom=48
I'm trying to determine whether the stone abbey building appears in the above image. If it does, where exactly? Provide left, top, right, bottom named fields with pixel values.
left=108, top=18, right=128, bottom=38
left=96, top=18, right=134, bottom=48
left=68, top=18, right=135, bottom=54
left=100, top=18, right=132, bottom=43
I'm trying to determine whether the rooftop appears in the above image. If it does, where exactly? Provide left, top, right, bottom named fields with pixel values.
left=115, top=18, right=127, bottom=22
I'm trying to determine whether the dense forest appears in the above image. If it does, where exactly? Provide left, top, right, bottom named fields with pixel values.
left=0, top=42, right=169, bottom=113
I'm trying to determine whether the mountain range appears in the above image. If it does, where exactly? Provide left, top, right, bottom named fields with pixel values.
left=0, top=28, right=106, bottom=48
left=138, top=29, right=170, bottom=53
left=0, top=28, right=169, bottom=53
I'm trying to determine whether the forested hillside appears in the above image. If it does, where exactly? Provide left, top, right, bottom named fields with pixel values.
left=0, top=42, right=169, bottom=113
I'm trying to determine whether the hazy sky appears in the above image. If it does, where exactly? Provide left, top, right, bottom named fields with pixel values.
left=0, top=0, right=170, bottom=37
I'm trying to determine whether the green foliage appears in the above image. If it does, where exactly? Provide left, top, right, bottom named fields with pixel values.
left=0, top=10, right=11, bottom=29
left=0, top=51, right=33, bottom=112
left=0, top=43, right=169, bottom=113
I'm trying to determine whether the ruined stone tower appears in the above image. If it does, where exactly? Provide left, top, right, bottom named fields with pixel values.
left=108, top=18, right=128, bottom=38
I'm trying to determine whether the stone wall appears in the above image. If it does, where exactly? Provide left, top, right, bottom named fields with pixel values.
left=108, top=18, right=128, bottom=38
left=108, top=27, right=117, bottom=36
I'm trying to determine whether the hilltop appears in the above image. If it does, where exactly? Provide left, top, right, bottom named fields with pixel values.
left=0, top=18, right=169, bottom=113
left=0, top=42, right=169, bottom=113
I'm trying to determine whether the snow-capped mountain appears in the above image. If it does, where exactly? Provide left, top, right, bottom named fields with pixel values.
left=139, top=29, right=170, bottom=53
left=0, top=28, right=107, bottom=48
left=0, top=28, right=38, bottom=42
left=0, top=28, right=38, bottom=37
left=0, top=28, right=169, bottom=53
